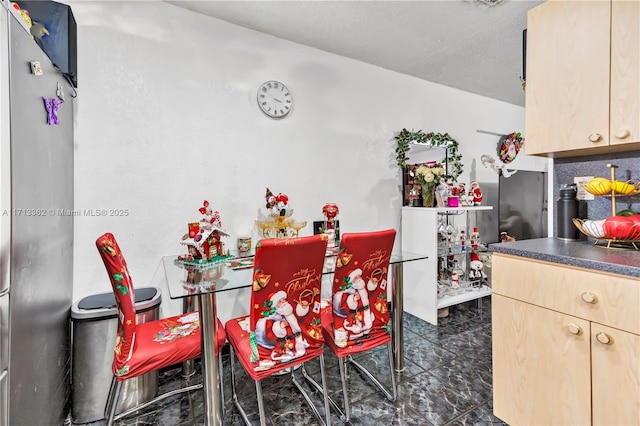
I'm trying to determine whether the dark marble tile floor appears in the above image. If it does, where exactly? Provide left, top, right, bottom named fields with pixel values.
left=71, top=297, right=507, bottom=426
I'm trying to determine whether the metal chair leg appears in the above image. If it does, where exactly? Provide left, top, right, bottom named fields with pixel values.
left=338, top=357, right=351, bottom=422
left=105, top=378, right=123, bottom=426
left=318, top=354, right=332, bottom=426
left=301, top=361, right=345, bottom=422
left=104, top=376, right=117, bottom=418
left=291, top=355, right=332, bottom=426
left=348, top=344, right=397, bottom=402
left=229, top=345, right=254, bottom=426
left=387, top=341, right=397, bottom=401
left=255, top=380, right=267, bottom=426
left=314, top=343, right=396, bottom=423
left=219, top=353, right=225, bottom=419
left=105, top=369, right=204, bottom=424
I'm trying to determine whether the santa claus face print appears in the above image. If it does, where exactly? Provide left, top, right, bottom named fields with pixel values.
left=275, top=298, right=293, bottom=316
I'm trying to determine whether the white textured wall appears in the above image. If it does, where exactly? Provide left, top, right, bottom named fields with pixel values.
left=69, top=1, right=546, bottom=321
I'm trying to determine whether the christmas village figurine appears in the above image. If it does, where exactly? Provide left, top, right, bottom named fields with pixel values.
left=468, top=181, right=483, bottom=206
left=265, top=188, right=289, bottom=217
left=255, top=188, right=307, bottom=239
left=500, top=231, right=517, bottom=242
left=468, top=252, right=488, bottom=284
left=178, top=200, right=231, bottom=264
left=458, top=183, right=475, bottom=207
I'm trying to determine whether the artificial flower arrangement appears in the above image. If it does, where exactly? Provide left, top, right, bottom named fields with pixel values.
left=395, top=129, right=464, bottom=207
left=414, top=162, right=445, bottom=187
left=413, top=161, right=446, bottom=207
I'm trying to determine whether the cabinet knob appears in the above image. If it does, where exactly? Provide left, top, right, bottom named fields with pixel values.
left=581, top=292, right=598, bottom=304
left=596, top=332, right=613, bottom=345
left=567, top=323, right=582, bottom=335
left=614, top=129, right=630, bottom=139
left=588, top=133, right=603, bottom=143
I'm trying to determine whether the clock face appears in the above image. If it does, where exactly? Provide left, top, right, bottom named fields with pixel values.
left=257, top=81, right=292, bottom=118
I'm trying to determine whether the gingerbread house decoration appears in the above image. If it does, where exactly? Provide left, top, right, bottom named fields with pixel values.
left=180, top=200, right=229, bottom=262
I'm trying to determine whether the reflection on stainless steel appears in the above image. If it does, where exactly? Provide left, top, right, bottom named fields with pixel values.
left=475, top=171, right=548, bottom=245
left=1, top=7, right=74, bottom=425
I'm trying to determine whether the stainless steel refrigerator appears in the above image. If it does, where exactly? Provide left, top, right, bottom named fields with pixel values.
left=475, top=170, right=549, bottom=244
left=1, top=3, right=74, bottom=424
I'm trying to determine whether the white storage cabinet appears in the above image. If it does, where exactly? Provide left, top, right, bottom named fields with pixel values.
left=401, top=206, right=492, bottom=325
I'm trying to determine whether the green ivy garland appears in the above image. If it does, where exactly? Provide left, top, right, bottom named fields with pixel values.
left=394, top=129, right=463, bottom=182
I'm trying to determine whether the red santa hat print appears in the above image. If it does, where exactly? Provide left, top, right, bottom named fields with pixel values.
left=348, top=268, right=363, bottom=283
left=270, top=290, right=287, bottom=305
left=275, top=193, right=289, bottom=205
left=470, top=252, right=480, bottom=263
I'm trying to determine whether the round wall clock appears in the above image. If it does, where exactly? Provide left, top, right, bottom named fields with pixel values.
left=257, top=80, right=292, bottom=118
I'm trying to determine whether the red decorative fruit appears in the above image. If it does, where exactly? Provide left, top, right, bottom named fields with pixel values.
left=603, top=215, right=640, bottom=240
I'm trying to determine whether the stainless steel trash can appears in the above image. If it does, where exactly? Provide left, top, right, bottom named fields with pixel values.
left=70, top=287, right=162, bottom=424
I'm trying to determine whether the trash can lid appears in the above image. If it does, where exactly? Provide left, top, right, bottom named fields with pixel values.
left=71, top=287, right=162, bottom=320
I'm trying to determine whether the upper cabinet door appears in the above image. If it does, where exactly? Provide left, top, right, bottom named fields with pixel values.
left=525, top=0, right=611, bottom=156
left=610, top=0, right=640, bottom=147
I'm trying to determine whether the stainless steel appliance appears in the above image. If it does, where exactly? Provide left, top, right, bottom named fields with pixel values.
left=476, top=171, right=549, bottom=244
left=0, top=3, right=74, bottom=424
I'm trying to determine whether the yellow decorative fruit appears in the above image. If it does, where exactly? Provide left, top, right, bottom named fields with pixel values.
left=584, top=177, right=612, bottom=195
left=611, top=180, right=637, bottom=195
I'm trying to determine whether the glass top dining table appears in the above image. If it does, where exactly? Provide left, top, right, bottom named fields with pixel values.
left=162, top=249, right=428, bottom=426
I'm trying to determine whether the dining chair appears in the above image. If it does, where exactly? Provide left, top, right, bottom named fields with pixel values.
left=95, top=233, right=227, bottom=425
left=303, top=228, right=397, bottom=422
left=224, top=235, right=332, bottom=426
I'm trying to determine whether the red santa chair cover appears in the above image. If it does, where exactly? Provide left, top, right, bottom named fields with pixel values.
left=224, top=235, right=332, bottom=425
left=311, top=228, right=397, bottom=422
left=96, top=233, right=226, bottom=425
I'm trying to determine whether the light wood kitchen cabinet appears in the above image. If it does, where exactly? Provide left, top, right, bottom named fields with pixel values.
left=525, top=0, right=640, bottom=157
left=491, top=254, right=640, bottom=426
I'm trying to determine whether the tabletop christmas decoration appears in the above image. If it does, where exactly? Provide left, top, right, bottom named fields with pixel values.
left=178, top=200, right=231, bottom=265
left=321, top=203, right=340, bottom=248
left=255, top=188, right=307, bottom=238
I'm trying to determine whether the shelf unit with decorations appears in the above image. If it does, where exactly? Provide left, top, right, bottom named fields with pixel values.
left=401, top=205, right=492, bottom=325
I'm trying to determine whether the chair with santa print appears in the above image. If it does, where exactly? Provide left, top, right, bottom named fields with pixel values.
left=302, top=228, right=397, bottom=423
left=95, top=233, right=227, bottom=426
left=224, top=234, right=332, bottom=426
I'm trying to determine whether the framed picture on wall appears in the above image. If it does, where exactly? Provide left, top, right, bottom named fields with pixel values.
left=313, top=220, right=340, bottom=241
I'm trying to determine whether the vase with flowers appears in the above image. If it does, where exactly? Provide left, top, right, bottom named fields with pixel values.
left=414, top=161, right=445, bottom=207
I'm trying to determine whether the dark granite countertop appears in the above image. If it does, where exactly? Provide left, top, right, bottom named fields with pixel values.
left=489, top=237, right=640, bottom=278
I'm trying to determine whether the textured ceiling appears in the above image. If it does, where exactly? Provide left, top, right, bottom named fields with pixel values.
left=169, top=0, right=545, bottom=107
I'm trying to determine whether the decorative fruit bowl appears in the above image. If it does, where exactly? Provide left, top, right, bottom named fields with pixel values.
left=573, top=218, right=640, bottom=250
left=579, top=178, right=640, bottom=196
left=573, top=218, right=606, bottom=238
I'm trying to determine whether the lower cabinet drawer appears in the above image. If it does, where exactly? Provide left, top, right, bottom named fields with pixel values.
left=492, top=254, right=640, bottom=334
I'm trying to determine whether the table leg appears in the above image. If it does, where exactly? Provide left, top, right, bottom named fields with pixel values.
left=391, top=262, right=404, bottom=373
left=198, top=292, right=222, bottom=426
left=182, top=296, right=197, bottom=377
